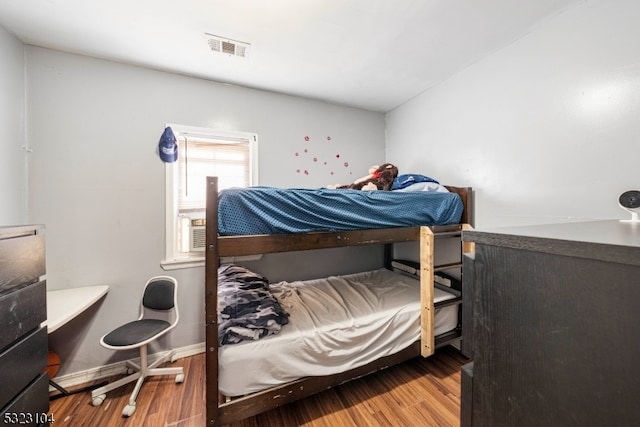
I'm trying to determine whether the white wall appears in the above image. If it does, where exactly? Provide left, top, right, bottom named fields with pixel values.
left=0, top=26, right=27, bottom=225
left=25, top=47, right=385, bottom=375
left=386, top=0, right=640, bottom=227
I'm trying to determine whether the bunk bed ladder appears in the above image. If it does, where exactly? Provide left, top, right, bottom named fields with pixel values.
left=420, top=224, right=474, bottom=357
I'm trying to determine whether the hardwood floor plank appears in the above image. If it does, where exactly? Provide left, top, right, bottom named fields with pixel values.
left=48, top=346, right=466, bottom=426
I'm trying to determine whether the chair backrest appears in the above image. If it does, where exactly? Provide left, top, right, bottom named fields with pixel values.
left=143, top=278, right=176, bottom=310
left=140, top=276, right=179, bottom=328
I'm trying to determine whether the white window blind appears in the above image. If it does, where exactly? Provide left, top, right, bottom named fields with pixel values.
left=177, top=136, right=251, bottom=211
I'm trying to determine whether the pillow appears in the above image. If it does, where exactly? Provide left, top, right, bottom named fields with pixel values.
left=217, top=264, right=289, bottom=346
left=393, top=181, right=449, bottom=192
left=391, top=174, right=439, bottom=190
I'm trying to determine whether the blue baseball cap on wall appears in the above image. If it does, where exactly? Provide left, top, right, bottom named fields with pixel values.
left=158, top=126, right=178, bottom=163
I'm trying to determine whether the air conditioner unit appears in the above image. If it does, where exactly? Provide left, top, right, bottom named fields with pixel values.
left=189, top=219, right=206, bottom=252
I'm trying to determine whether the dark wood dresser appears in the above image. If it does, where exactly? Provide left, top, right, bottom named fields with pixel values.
left=461, top=220, right=640, bottom=427
left=0, top=225, right=50, bottom=426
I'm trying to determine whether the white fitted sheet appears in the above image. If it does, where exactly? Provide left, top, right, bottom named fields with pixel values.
left=218, top=268, right=458, bottom=397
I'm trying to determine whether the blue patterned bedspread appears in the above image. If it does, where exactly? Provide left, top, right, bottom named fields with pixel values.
left=218, top=187, right=463, bottom=235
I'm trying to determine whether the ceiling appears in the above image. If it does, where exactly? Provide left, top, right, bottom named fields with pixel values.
left=0, top=0, right=583, bottom=113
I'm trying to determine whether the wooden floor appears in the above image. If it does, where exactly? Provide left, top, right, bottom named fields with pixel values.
left=48, top=346, right=467, bottom=427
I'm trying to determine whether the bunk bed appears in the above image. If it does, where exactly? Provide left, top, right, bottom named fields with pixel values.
left=204, top=176, right=474, bottom=426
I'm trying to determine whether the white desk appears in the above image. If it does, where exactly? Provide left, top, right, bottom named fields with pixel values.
left=45, top=284, right=109, bottom=399
left=45, top=285, right=109, bottom=333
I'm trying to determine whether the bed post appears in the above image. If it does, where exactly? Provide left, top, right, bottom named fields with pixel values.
left=419, top=226, right=435, bottom=357
left=444, top=186, right=474, bottom=227
left=205, top=176, right=220, bottom=425
left=383, top=243, right=393, bottom=270
left=462, top=223, right=475, bottom=254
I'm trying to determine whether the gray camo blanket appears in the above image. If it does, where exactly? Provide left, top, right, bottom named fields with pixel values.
left=218, top=264, right=289, bottom=346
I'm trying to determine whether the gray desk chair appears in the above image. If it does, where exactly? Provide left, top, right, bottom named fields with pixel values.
left=90, top=276, right=184, bottom=417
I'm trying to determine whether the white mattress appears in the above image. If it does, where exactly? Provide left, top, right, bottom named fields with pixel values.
left=218, top=268, right=459, bottom=397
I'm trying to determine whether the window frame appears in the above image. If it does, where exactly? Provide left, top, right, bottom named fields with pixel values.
left=161, top=123, right=258, bottom=270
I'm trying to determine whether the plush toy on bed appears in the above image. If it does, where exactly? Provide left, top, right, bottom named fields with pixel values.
left=328, top=163, right=399, bottom=190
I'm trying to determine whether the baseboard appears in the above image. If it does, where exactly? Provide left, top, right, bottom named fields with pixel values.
left=49, top=342, right=205, bottom=391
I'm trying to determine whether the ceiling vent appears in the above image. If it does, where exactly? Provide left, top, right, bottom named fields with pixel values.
left=205, top=33, right=250, bottom=58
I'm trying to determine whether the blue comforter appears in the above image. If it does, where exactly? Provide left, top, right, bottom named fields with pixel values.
left=218, top=187, right=463, bottom=235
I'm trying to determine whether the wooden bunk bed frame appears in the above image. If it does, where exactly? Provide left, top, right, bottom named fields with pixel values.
left=204, top=176, right=474, bottom=426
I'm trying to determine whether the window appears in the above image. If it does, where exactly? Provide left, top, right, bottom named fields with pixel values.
left=162, top=124, right=258, bottom=269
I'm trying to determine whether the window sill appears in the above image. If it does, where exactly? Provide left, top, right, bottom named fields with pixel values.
left=161, top=257, right=205, bottom=270
left=161, top=254, right=264, bottom=270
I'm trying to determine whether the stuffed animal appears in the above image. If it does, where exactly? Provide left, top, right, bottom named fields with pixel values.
left=329, top=163, right=399, bottom=190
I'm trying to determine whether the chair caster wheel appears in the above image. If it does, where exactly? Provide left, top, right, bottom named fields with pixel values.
left=92, top=394, right=106, bottom=407
left=122, top=403, right=136, bottom=417
left=175, top=373, right=185, bottom=383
